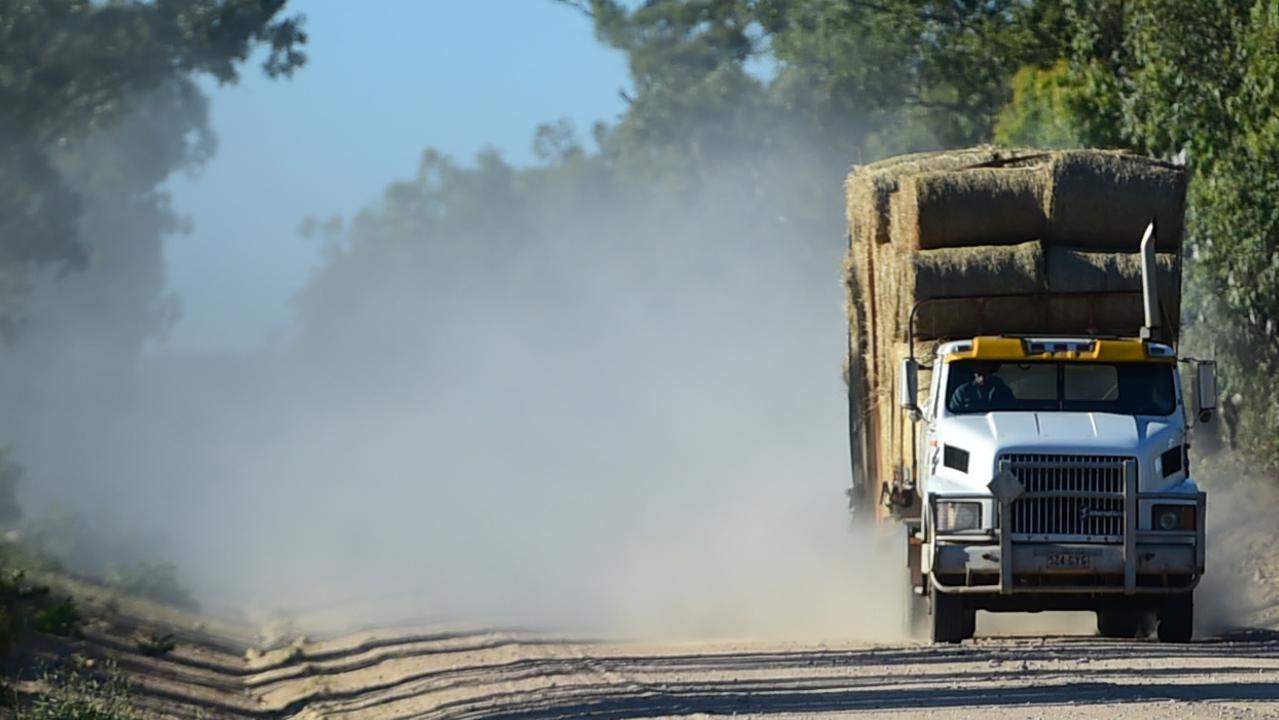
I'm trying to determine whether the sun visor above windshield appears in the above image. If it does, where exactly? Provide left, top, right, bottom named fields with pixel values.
left=944, top=336, right=1174, bottom=364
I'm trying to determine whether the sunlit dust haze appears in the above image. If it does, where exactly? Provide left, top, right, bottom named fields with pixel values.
left=0, top=85, right=909, bottom=641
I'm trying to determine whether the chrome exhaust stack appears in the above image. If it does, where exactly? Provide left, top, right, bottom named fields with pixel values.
left=1139, top=221, right=1158, bottom=340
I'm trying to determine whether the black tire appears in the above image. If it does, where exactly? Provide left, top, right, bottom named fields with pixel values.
left=1157, top=593, right=1194, bottom=643
left=1096, top=609, right=1152, bottom=639
left=930, top=584, right=975, bottom=644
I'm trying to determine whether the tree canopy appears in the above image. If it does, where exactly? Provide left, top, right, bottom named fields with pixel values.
left=0, top=0, right=306, bottom=336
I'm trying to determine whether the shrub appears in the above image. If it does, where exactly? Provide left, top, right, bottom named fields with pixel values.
left=34, top=598, right=81, bottom=637
left=28, top=663, right=138, bottom=720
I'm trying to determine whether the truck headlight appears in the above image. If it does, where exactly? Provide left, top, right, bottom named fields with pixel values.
left=936, top=501, right=982, bottom=532
left=1152, top=504, right=1196, bottom=531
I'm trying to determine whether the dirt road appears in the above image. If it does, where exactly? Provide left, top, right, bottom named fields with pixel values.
left=16, top=486, right=1279, bottom=719
left=40, top=615, right=1279, bottom=719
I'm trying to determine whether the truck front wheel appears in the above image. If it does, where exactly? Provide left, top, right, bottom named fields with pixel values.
left=1157, top=593, right=1194, bottom=643
left=930, top=584, right=975, bottom=643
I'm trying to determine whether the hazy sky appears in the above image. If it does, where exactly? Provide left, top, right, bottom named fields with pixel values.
left=163, top=0, right=629, bottom=352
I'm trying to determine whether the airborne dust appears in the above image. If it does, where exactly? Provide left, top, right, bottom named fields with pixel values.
left=0, top=93, right=923, bottom=642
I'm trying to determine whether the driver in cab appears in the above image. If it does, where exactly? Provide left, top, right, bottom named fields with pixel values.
left=949, top=361, right=1014, bottom=412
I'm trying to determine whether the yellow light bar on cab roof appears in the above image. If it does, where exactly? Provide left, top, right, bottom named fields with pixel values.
left=944, top=336, right=1174, bottom=363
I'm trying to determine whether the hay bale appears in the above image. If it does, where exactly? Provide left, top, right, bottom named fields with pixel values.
left=905, top=240, right=1045, bottom=298
left=913, top=296, right=1050, bottom=341
left=1045, top=247, right=1179, bottom=296
left=893, top=167, right=1047, bottom=249
left=1045, top=151, right=1186, bottom=251
left=1042, top=294, right=1179, bottom=341
left=846, top=173, right=894, bottom=247
left=845, top=146, right=1043, bottom=246
left=1046, top=295, right=1141, bottom=336
left=1046, top=247, right=1180, bottom=338
left=843, top=249, right=873, bottom=389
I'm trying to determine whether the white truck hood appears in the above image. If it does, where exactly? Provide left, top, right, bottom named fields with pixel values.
left=930, top=411, right=1182, bottom=493
left=961, top=411, right=1148, bottom=450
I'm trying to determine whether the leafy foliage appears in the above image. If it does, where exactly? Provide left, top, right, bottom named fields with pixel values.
left=34, top=596, right=81, bottom=637
left=993, top=61, right=1086, bottom=148
left=0, top=0, right=306, bottom=334
left=0, top=547, right=83, bottom=652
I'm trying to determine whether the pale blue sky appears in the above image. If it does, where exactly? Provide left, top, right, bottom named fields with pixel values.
left=163, top=0, right=630, bottom=351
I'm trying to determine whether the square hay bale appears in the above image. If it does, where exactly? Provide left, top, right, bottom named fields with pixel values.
left=1045, top=247, right=1180, bottom=337
left=913, top=295, right=1051, bottom=340
left=892, top=166, right=1048, bottom=249
left=907, top=240, right=1045, bottom=299
left=1046, top=294, right=1141, bottom=336
left=1045, top=151, right=1186, bottom=251
left=1046, top=247, right=1180, bottom=296
left=845, top=146, right=1042, bottom=246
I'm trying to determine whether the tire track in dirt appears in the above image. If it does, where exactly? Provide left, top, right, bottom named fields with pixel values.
left=29, top=606, right=1279, bottom=719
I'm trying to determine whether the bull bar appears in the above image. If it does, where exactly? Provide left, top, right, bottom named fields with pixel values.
left=927, top=457, right=1205, bottom=596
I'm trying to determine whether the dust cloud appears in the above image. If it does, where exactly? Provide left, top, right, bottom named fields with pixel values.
left=1194, top=455, right=1279, bottom=634
left=1, top=119, right=914, bottom=643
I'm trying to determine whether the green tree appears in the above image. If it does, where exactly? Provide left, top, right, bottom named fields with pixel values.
left=565, top=0, right=1080, bottom=158
left=993, top=61, right=1087, bottom=148
left=0, top=0, right=306, bottom=334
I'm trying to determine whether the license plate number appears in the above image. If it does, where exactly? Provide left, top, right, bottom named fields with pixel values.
left=1047, top=553, right=1091, bottom=569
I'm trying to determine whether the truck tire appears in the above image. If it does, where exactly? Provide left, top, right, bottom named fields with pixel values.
left=1096, top=609, right=1151, bottom=638
left=930, top=584, right=974, bottom=643
left=1157, top=593, right=1194, bottom=643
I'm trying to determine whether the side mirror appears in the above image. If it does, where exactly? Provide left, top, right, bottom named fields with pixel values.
left=899, top=357, right=920, bottom=421
left=1195, top=361, right=1217, bottom=423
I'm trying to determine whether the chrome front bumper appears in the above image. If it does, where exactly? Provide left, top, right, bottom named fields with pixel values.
left=930, top=490, right=1205, bottom=596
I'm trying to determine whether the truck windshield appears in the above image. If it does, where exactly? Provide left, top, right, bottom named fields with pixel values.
left=945, top=361, right=1176, bottom=416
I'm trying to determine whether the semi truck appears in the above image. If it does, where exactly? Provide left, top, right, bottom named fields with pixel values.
left=844, top=148, right=1214, bottom=643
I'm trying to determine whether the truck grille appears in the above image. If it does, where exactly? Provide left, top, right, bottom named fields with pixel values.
left=1003, top=454, right=1132, bottom=540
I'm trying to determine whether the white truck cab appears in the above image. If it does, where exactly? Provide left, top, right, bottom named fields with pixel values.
left=900, top=335, right=1213, bottom=642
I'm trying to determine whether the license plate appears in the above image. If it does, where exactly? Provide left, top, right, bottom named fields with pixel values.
left=1047, top=553, right=1091, bottom=569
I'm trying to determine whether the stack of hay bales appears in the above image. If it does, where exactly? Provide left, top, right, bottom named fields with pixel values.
left=843, top=147, right=1186, bottom=515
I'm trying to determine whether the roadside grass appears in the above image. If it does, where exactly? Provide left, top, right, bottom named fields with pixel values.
left=22, top=662, right=138, bottom=720
left=0, top=540, right=207, bottom=718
